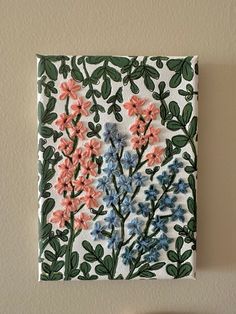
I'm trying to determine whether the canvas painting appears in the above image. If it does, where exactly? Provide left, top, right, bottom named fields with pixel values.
left=38, top=55, right=198, bottom=280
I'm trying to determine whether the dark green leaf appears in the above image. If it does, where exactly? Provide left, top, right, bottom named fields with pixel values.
left=95, top=265, right=108, bottom=276
left=44, top=250, right=56, bottom=262
left=178, top=262, right=192, bottom=278
left=109, top=57, right=130, bottom=67
left=145, top=65, right=159, bottom=78
left=180, top=250, right=192, bottom=262
left=166, top=264, right=177, bottom=277
left=80, top=261, right=91, bottom=274
left=101, top=77, right=111, bottom=99
left=43, top=146, right=54, bottom=160
left=182, top=103, right=193, bottom=125
left=167, top=250, right=179, bottom=262
left=144, top=74, right=155, bottom=91
left=172, top=135, right=189, bottom=147
left=188, top=218, right=196, bottom=232
left=169, top=101, right=180, bottom=117
left=39, top=126, right=54, bottom=138
left=42, top=198, right=55, bottom=216
left=167, top=121, right=182, bottom=131
left=71, top=252, right=79, bottom=269
left=149, top=262, right=165, bottom=271
left=51, top=273, right=63, bottom=280
left=169, top=72, right=182, bottom=88
left=42, top=262, right=51, bottom=274
left=91, top=66, right=104, bottom=81
left=84, top=253, right=97, bottom=262
left=140, top=270, right=156, bottom=278
left=182, top=60, right=194, bottom=81
left=187, top=197, right=195, bottom=215
left=51, top=261, right=64, bottom=272
left=45, top=59, right=58, bottom=80
left=71, top=69, right=84, bottom=82
left=106, top=66, right=121, bottom=82
left=176, top=237, right=184, bottom=251
left=50, top=238, right=60, bottom=254
left=95, top=244, right=104, bottom=259
left=103, top=255, right=113, bottom=272
left=41, top=223, right=52, bottom=238
left=167, top=59, right=183, bottom=72
left=86, top=56, right=105, bottom=64
left=70, top=269, right=80, bottom=277
left=188, top=116, right=198, bottom=138
left=38, top=58, right=45, bottom=77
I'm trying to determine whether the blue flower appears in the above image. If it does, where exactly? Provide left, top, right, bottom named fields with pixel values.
left=152, top=216, right=168, bottom=232
left=121, top=196, right=136, bottom=214
left=144, top=247, right=160, bottom=263
left=103, top=123, right=117, bottom=143
left=156, top=234, right=172, bottom=251
left=103, top=190, right=119, bottom=207
left=137, top=202, right=151, bottom=217
left=127, top=218, right=144, bottom=235
left=171, top=205, right=186, bottom=222
left=117, top=175, right=132, bottom=193
left=173, top=179, right=189, bottom=194
left=133, top=172, right=148, bottom=186
left=104, top=210, right=120, bottom=228
left=145, top=184, right=159, bottom=201
left=157, top=171, right=171, bottom=185
left=90, top=222, right=105, bottom=240
left=121, top=151, right=137, bottom=169
left=121, top=247, right=136, bottom=265
left=96, top=176, right=110, bottom=191
left=136, top=237, right=151, bottom=252
left=107, top=232, right=121, bottom=249
left=114, top=133, right=127, bottom=148
left=104, top=146, right=117, bottom=162
left=103, top=160, right=119, bottom=176
left=168, top=158, right=183, bottom=173
left=159, top=194, right=177, bottom=211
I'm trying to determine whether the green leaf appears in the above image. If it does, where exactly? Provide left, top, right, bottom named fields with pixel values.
left=178, top=262, right=192, bottom=278
left=51, top=261, right=64, bottom=272
left=145, top=65, right=159, bottom=78
left=91, top=66, right=104, bottom=81
left=130, top=81, right=139, bottom=94
left=43, top=146, right=54, bottom=160
left=180, top=250, right=192, bottom=262
left=167, top=59, right=183, bottom=72
left=95, top=244, right=104, bottom=259
left=188, top=174, right=196, bottom=192
left=71, top=252, right=79, bottom=269
left=86, top=56, right=105, bottom=64
left=106, top=66, right=121, bottom=82
left=188, top=116, right=198, bottom=138
left=42, top=198, right=55, bottom=216
left=95, top=265, right=108, bottom=276
left=139, top=270, right=156, bottom=278
left=182, top=60, right=194, bottom=81
left=172, top=135, right=189, bottom=147
left=45, top=59, right=58, bottom=80
left=103, top=255, right=113, bottom=272
left=50, top=238, right=60, bottom=254
left=70, top=269, right=80, bottom=277
left=169, top=101, right=180, bottom=117
left=167, top=250, right=179, bottom=262
left=84, top=253, right=97, bottom=263
left=169, top=72, right=182, bottom=88
left=182, top=103, right=193, bottom=125
left=188, top=218, right=196, bottom=232
left=42, top=112, right=57, bottom=124
left=39, top=126, right=54, bottom=138
left=114, top=112, right=123, bottom=122
left=167, top=121, right=182, bottom=131
left=51, top=273, right=63, bottom=280
left=130, top=66, right=144, bottom=80
left=44, top=250, right=56, bottom=262
left=176, top=237, right=184, bottom=251
left=149, top=262, right=165, bottom=271
left=101, top=77, right=111, bottom=99
left=166, top=264, right=178, bottom=277
left=144, top=74, right=155, bottom=91
left=82, top=240, right=93, bottom=253
left=80, top=262, right=91, bottom=274
left=185, top=166, right=195, bottom=173
left=42, top=262, right=51, bottom=274
left=187, top=197, right=195, bottom=215
left=46, top=97, right=56, bottom=111
left=109, top=57, right=130, bottom=67
left=40, top=223, right=52, bottom=238
left=71, top=69, right=84, bottom=82
left=38, top=58, right=45, bottom=77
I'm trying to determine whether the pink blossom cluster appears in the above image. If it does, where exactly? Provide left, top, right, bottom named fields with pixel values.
left=123, top=95, right=164, bottom=166
left=50, top=79, right=102, bottom=231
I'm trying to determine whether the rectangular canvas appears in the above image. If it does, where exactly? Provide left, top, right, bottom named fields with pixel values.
left=37, top=55, right=198, bottom=280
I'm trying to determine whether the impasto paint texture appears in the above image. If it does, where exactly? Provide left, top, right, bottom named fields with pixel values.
left=37, top=55, right=198, bottom=280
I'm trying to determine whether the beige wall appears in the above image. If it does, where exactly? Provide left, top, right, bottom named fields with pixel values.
left=1, top=0, right=236, bottom=313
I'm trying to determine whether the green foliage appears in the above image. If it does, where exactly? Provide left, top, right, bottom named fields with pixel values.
left=167, top=57, right=194, bottom=88
left=107, top=87, right=123, bottom=122
left=166, top=236, right=193, bottom=278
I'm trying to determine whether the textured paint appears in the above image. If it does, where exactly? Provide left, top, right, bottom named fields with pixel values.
left=0, top=0, right=235, bottom=313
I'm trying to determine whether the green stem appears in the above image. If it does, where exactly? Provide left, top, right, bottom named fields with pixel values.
left=64, top=213, right=75, bottom=280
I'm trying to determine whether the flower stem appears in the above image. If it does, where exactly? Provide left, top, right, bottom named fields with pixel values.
left=64, top=213, right=74, bottom=280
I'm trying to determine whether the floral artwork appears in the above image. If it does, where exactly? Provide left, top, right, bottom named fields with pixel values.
left=38, top=55, right=198, bottom=280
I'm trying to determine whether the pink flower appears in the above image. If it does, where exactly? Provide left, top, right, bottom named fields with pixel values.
left=50, top=210, right=69, bottom=228
left=58, top=158, right=74, bottom=179
left=73, top=176, right=93, bottom=192
left=143, top=103, right=160, bottom=120
left=81, top=160, right=97, bottom=177
left=61, top=196, right=80, bottom=213
left=71, top=97, right=91, bottom=116
left=129, top=119, right=146, bottom=134
left=54, top=177, right=73, bottom=194
left=58, top=138, right=73, bottom=155
left=123, top=96, right=145, bottom=116
left=146, top=126, right=161, bottom=144
left=74, top=213, right=91, bottom=230
left=146, top=146, right=164, bottom=166
left=55, top=113, right=73, bottom=131
left=84, top=139, right=101, bottom=157
left=81, top=187, right=102, bottom=208
left=72, top=148, right=86, bottom=166
left=59, top=79, right=81, bottom=100
left=131, top=135, right=147, bottom=149
left=70, top=121, right=87, bottom=140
